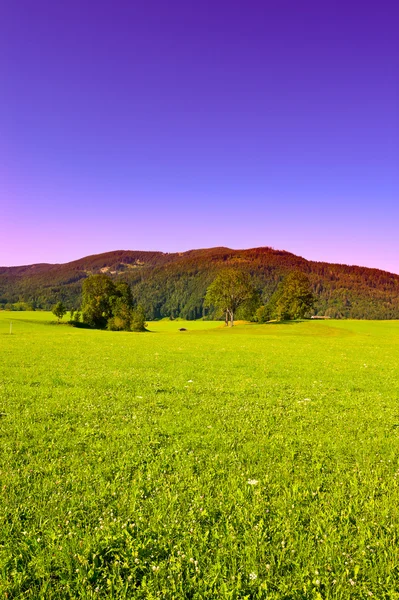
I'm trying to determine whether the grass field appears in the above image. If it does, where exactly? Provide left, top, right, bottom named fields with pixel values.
left=1, top=311, right=399, bottom=598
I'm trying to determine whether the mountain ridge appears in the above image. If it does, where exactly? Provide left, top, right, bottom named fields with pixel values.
left=1, top=246, right=397, bottom=276
left=1, top=246, right=399, bottom=319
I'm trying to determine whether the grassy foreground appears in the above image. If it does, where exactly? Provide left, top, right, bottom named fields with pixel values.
left=1, top=312, right=399, bottom=598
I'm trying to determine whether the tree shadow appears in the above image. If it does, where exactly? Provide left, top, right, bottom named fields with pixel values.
left=266, top=319, right=308, bottom=325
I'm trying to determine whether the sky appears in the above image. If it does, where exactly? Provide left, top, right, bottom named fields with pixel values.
left=1, top=1, right=398, bottom=271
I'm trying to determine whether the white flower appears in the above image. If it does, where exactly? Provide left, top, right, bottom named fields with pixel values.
left=247, top=479, right=258, bottom=486
left=249, top=572, right=257, bottom=580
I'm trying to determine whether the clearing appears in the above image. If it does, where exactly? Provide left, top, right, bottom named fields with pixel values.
left=1, top=312, right=399, bottom=598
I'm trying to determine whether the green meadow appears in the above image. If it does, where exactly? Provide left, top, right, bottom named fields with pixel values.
left=1, top=311, right=399, bottom=599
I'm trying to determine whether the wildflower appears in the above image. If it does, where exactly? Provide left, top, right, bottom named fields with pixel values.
left=349, top=578, right=355, bottom=586
left=249, top=572, right=257, bottom=580
left=247, top=479, right=258, bottom=486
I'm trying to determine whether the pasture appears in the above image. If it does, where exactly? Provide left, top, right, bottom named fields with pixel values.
left=1, top=311, right=399, bottom=598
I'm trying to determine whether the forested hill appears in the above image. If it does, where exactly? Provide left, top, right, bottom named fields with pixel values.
left=1, top=246, right=399, bottom=319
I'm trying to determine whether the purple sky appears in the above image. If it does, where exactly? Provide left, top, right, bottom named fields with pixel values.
left=1, top=1, right=398, bottom=272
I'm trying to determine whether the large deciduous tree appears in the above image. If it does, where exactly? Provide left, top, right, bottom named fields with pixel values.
left=81, top=274, right=116, bottom=328
left=81, top=274, right=147, bottom=331
left=204, top=269, right=256, bottom=326
left=272, top=271, right=315, bottom=320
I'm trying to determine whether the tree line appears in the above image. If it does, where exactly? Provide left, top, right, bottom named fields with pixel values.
left=205, top=269, right=315, bottom=326
left=51, top=269, right=315, bottom=330
left=52, top=275, right=147, bottom=331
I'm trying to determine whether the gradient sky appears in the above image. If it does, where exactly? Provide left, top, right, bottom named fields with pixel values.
left=1, top=1, right=398, bottom=271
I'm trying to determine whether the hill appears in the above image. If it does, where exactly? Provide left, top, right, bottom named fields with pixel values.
left=1, top=246, right=399, bottom=319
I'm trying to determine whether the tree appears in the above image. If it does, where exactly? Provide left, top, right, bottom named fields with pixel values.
left=272, top=271, right=315, bottom=320
left=52, top=301, right=67, bottom=323
left=204, top=269, right=256, bottom=326
left=82, top=274, right=146, bottom=331
left=81, top=274, right=116, bottom=328
left=130, top=305, right=147, bottom=332
left=107, top=281, right=135, bottom=331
